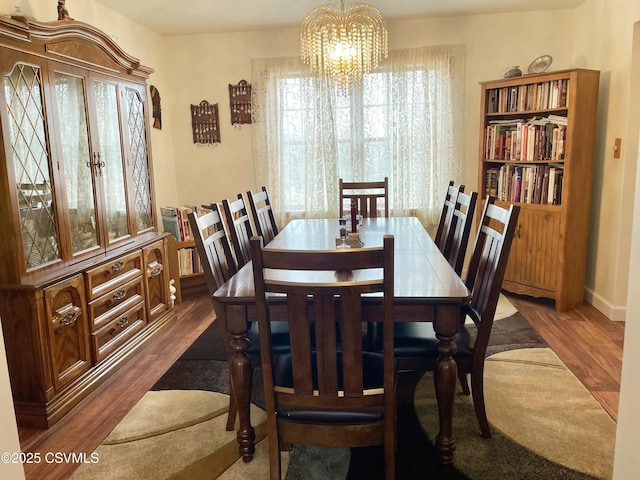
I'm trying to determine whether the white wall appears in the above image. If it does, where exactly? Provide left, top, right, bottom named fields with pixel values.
left=612, top=18, right=640, bottom=480
left=0, top=322, right=24, bottom=480
left=570, top=0, right=640, bottom=320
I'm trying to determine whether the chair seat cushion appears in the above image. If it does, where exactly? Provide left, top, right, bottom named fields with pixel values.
left=247, top=321, right=291, bottom=355
left=392, top=322, right=473, bottom=357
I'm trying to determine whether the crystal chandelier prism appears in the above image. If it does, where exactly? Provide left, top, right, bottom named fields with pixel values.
left=300, top=0, right=388, bottom=94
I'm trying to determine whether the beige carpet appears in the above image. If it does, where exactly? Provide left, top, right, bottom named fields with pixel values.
left=483, top=347, right=616, bottom=479
left=70, top=390, right=288, bottom=480
left=413, top=347, right=615, bottom=480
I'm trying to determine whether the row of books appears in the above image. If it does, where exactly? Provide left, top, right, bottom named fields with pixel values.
left=178, top=246, right=203, bottom=276
left=160, top=205, right=210, bottom=242
left=486, top=79, right=569, bottom=114
left=484, top=115, right=567, bottom=161
left=485, top=165, right=563, bottom=205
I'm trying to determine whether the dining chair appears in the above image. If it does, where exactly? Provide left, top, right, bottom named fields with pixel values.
left=442, top=190, right=478, bottom=276
left=434, top=181, right=464, bottom=252
left=378, top=196, right=519, bottom=439
left=222, top=193, right=254, bottom=268
left=339, top=177, right=389, bottom=218
left=247, top=186, right=279, bottom=245
left=190, top=203, right=292, bottom=431
left=250, top=234, right=397, bottom=480
left=188, top=204, right=238, bottom=429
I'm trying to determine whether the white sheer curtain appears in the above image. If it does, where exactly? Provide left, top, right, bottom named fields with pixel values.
left=251, top=44, right=465, bottom=227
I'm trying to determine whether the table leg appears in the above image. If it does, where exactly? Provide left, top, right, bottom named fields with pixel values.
left=220, top=304, right=255, bottom=462
left=433, top=305, right=459, bottom=464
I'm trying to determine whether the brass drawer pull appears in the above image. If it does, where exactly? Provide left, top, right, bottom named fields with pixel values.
left=117, top=316, right=129, bottom=328
left=60, top=312, right=78, bottom=327
left=53, top=304, right=81, bottom=334
left=148, top=264, right=163, bottom=278
left=112, top=261, right=125, bottom=272
left=113, top=288, right=126, bottom=300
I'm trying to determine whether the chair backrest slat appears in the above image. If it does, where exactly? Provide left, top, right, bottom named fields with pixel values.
left=188, top=204, right=237, bottom=296
left=339, top=177, right=389, bottom=218
left=435, top=181, right=464, bottom=251
left=247, top=186, right=279, bottom=245
left=465, top=196, right=519, bottom=353
left=222, top=194, right=254, bottom=268
left=444, top=190, right=478, bottom=275
left=314, top=295, right=339, bottom=395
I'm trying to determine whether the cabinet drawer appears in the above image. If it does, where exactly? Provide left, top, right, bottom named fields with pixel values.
left=86, top=251, right=143, bottom=301
left=91, top=302, right=146, bottom=363
left=88, top=276, right=144, bottom=332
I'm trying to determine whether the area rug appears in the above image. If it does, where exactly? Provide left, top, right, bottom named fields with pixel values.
left=71, top=295, right=616, bottom=479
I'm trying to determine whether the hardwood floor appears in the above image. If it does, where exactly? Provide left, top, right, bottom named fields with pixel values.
left=506, top=293, right=624, bottom=422
left=17, top=289, right=623, bottom=480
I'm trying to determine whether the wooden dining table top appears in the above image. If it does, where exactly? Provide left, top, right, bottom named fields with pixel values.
left=213, top=216, right=470, bottom=307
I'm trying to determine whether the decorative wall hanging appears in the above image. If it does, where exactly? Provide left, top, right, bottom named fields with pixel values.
left=190, top=100, right=220, bottom=144
left=150, top=85, right=162, bottom=129
left=229, top=80, right=252, bottom=125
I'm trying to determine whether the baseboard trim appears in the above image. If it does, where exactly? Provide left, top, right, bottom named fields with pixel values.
left=584, top=287, right=627, bottom=322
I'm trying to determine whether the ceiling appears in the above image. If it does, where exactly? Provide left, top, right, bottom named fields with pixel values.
left=91, top=0, right=586, bottom=36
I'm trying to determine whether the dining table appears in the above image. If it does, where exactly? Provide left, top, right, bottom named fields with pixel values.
left=212, top=216, right=471, bottom=465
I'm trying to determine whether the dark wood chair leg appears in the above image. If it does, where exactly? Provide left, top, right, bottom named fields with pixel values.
left=470, top=370, right=491, bottom=438
left=458, top=370, right=470, bottom=395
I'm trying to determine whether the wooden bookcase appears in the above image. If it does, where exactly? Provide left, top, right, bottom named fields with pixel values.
left=478, top=69, right=600, bottom=311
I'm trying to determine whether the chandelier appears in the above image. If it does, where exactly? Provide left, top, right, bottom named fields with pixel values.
left=300, top=0, right=388, bottom=94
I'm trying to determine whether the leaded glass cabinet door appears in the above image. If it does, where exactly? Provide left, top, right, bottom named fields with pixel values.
left=51, top=69, right=101, bottom=258
left=123, top=84, right=154, bottom=233
left=91, top=78, right=131, bottom=244
left=4, top=61, right=61, bottom=270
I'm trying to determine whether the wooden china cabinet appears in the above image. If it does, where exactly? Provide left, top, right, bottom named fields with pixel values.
left=0, top=16, right=176, bottom=427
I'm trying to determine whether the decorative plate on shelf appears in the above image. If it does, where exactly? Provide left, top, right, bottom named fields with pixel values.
left=527, top=55, right=553, bottom=74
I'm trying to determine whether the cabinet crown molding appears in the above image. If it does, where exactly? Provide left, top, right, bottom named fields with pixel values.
left=0, top=16, right=153, bottom=78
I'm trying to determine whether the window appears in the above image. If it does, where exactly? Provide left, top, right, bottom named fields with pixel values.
left=252, top=45, right=465, bottom=227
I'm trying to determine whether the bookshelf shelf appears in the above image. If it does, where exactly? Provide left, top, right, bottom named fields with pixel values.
left=162, top=207, right=208, bottom=299
left=478, top=68, right=600, bottom=311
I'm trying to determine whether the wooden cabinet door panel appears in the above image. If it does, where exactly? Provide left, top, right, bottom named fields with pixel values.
left=44, top=275, right=91, bottom=391
left=505, top=208, right=561, bottom=292
left=143, top=239, right=169, bottom=321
